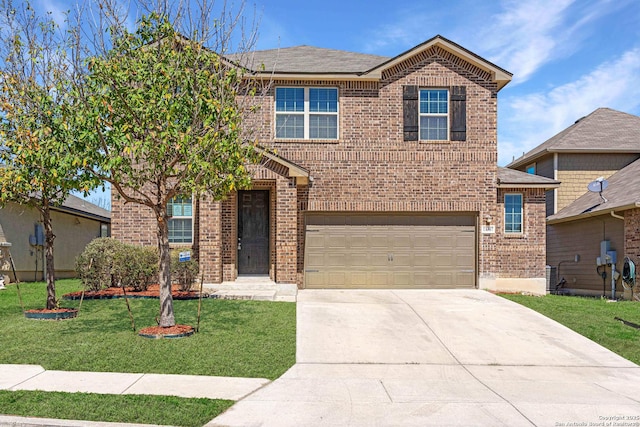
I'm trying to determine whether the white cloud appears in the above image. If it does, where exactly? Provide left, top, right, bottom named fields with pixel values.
left=361, top=0, right=630, bottom=84
left=499, top=47, right=640, bottom=165
left=483, top=0, right=574, bottom=82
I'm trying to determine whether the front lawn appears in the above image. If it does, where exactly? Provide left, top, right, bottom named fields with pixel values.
left=500, top=293, right=640, bottom=365
left=0, top=279, right=296, bottom=379
left=0, top=279, right=296, bottom=425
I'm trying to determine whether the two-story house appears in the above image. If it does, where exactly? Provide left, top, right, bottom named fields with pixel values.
left=509, top=108, right=640, bottom=298
left=111, top=35, right=559, bottom=295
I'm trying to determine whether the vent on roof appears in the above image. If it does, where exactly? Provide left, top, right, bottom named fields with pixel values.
left=574, top=115, right=587, bottom=124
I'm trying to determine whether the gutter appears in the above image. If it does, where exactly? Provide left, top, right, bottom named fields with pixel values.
left=610, top=211, right=624, bottom=220
left=496, top=183, right=560, bottom=189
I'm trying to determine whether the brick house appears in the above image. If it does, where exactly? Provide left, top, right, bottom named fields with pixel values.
left=111, top=35, right=559, bottom=295
left=508, top=108, right=640, bottom=298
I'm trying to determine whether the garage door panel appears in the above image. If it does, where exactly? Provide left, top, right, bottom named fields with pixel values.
left=370, top=272, right=390, bottom=287
left=304, top=215, right=476, bottom=289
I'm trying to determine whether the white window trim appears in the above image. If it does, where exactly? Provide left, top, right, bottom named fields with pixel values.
left=275, top=87, right=339, bottom=140
left=168, top=196, right=194, bottom=244
left=419, top=88, right=449, bottom=141
left=504, top=192, right=523, bottom=235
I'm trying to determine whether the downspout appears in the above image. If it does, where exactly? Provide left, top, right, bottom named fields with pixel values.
left=609, top=211, right=624, bottom=300
left=553, top=153, right=558, bottom=214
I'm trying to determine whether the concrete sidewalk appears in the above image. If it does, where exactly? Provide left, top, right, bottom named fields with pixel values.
left=0, top=364, right=269, bottom=427
left=0, top=364, right=269, bottom=400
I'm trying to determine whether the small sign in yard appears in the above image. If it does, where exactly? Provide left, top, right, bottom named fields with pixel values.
left=179, top=251, right=191, bottom=262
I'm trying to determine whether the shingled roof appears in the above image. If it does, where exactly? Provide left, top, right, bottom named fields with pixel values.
left=229, top=35, right=512, bottom=89
left=508, top=108, right=640, bottom=168
left=235, top=45, right=389, bottom=74
left=497, top=167, right=560, bottom=188
left=548, top=158, right=640, bottom=223
left=56, top=194, right=110, bottom=222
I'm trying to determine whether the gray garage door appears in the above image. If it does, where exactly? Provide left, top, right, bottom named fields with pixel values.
left=304, top=214, right=476, bottom=289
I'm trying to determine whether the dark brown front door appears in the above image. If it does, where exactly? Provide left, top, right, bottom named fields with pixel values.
left=238, top=190, right=269, bottom=274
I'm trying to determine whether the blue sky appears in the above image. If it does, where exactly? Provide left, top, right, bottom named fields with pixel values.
left=34, top=0, right=640, bottom=204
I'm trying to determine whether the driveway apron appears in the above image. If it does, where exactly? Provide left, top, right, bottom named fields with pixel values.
left=208, top=289, right=640, bottom=427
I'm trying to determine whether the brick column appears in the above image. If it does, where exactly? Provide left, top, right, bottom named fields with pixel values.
left=275, top=176, right=297, bottom=283
left=198, top=197, right=222, bottom=284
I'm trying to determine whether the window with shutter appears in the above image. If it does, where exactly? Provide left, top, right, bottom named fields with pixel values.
left=450, top=86, right=466, bottom=141
left=403, top=85, right=467, bottom=142
left=403, top=85, right=418, bottom=141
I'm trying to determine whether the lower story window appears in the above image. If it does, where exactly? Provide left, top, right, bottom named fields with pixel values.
left=168, top=196, right=193, bottom=243
left=504, top=193, right=523, bottom=234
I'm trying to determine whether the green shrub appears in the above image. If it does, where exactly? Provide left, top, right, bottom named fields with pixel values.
left=76, top=238, right=125, bottom=291
left=113, top=245, right=158, bottom=292
left=171, top=249, right=199, bottom=291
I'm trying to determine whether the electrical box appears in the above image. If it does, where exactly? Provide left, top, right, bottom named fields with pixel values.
left=34, top=224, right=44, bottom=246
left=607, top=250, right=617, bottom=265
left=600, top=241, right=610, bottom=262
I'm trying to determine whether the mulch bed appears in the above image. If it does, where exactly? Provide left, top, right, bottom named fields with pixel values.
left=138, top=324, right=195, bottom=339
left=62, top=284, right=201, bottom=300
left=23, top=307, right=78, bottom=320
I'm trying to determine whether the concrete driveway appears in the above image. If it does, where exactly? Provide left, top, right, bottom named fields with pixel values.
left=208, top=290, right=640, bottom=427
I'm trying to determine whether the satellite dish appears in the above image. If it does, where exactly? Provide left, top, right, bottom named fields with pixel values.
left=587, top=177, right=608, bottom=193
left=587, top=177, right=608, bottom=203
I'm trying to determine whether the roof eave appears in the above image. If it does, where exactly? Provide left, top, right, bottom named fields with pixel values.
left=507, top=151, right=551, bottom=169
left=249, top=72, right=379, bottom=81
left=497, top=182, right=560, bottom=190
left=50, top=205, right=111, bottom=222
left=509, top=148, right=640, bottom=169
left=547, top=202, right=640, bottom=225
left=256, top=146, right=311, bottom=186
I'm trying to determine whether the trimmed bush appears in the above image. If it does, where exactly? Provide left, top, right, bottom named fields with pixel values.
left=112, top=245, right=158, bottom=292
left=171, top=249, right=199, bottom=291
left=75, top=238, right=125, bottom=291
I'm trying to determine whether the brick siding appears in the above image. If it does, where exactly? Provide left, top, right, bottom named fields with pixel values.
left=111, top=44, right=547, bottom=286
left=496, top=188, right=547, bottom=278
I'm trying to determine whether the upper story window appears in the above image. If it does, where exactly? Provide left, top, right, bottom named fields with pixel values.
left=526, top=163, right=536, bottom=174
left=504, top=193, right=523, bottom=234
left=275, top=87, right=338, bottom=140
left=419, top=89, right=449, bottom=141
left=168, top=196, right=193, bottom=244
left=403, top=85, right=465, bottom=142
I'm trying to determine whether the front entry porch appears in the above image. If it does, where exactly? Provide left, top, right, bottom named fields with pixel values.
left=196, top=150, right=308, bottom=296
left=202, top=275, right=297, bottom=302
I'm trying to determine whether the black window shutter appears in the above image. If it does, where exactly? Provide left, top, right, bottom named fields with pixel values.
left=403, top=85, right=418, bottom=141
left=450, top=86, right=466, bottom=141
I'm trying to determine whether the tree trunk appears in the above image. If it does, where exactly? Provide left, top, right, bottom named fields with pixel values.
left=42, top=201, right=57, bottom=310
left=157, top=211, right=175, bottom=327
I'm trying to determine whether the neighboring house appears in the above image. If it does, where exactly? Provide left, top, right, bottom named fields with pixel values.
left=508, top=108, right=640, bottom=298
left=112, top=35, right=559, bottom=294
left=0, top=195, right=110, bottom=283
left=546, top=159, right=640, bottom=298
left=508, top=108, right=640, bottom=217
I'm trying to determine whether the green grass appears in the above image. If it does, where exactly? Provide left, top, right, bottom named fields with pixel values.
left=0, top=390, right=233, bottom=426
left=0, top=279, right=296, bottom=379
left=0, top=279, right=296, bottom=425
left=500, top=293, right=640, bottom=365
